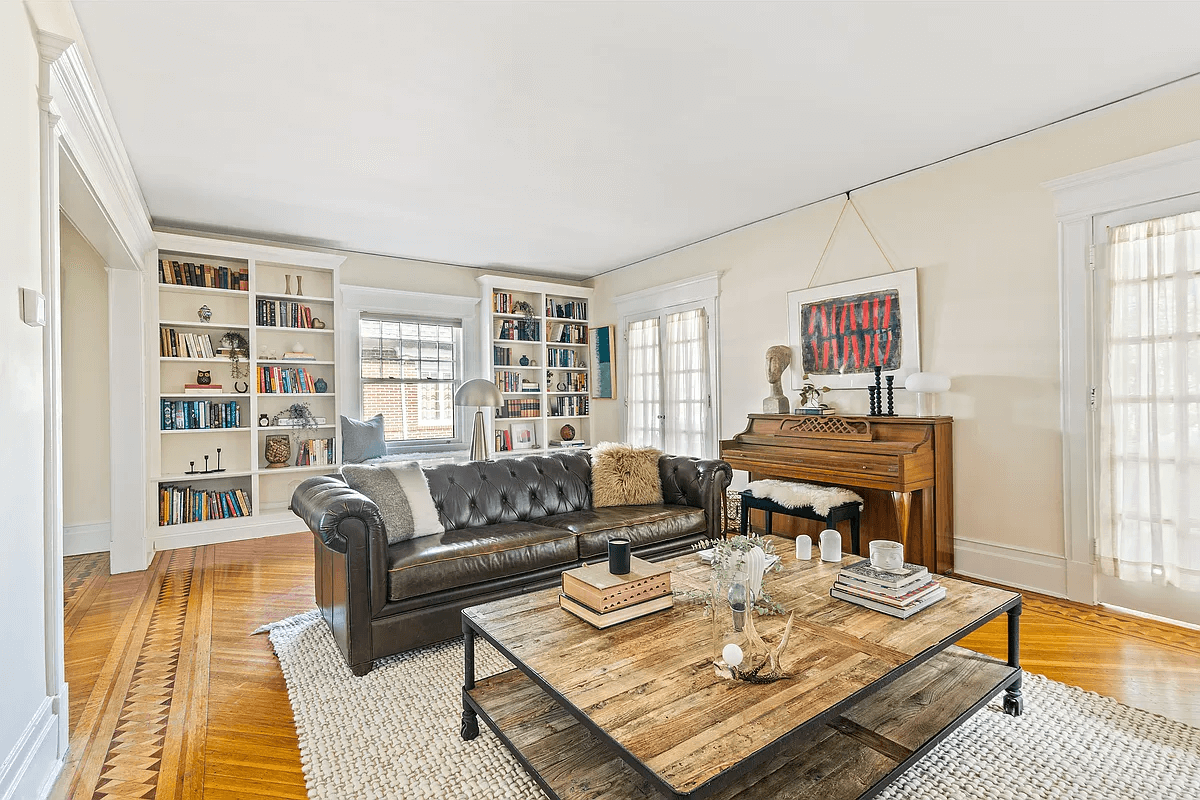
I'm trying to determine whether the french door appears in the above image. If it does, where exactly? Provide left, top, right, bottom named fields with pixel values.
left=1091, top=195, right=1200, bottom=625
left=623, top=301, right=716, bottom=458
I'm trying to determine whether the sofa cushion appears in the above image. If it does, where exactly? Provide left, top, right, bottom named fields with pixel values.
left=386, top=522, right=578, bottom=602
left=536, top=505, right=706, bottom=558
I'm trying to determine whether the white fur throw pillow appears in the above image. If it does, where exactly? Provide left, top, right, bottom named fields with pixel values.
left=591, top=442, right=664, bottom=508
left=342, top=461, right=444, bottom=544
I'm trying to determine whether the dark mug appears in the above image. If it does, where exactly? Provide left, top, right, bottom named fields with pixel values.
left=608, top=538, right=631, bottom=575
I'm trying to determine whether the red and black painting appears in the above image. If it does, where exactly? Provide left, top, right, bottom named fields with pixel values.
left=801, top=288, right=902, bottom=375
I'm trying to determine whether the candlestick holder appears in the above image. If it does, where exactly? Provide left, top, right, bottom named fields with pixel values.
left=886, top=375, right=895, bottom=416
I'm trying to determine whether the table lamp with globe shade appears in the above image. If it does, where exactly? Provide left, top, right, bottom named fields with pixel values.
left=454, top=379, right=504, bottom=461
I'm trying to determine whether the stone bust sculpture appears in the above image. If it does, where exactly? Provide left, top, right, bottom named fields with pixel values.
left=763, top=345, right=793, bottom=414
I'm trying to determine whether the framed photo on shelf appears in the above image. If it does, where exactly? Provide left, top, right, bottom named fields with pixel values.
left=590, top=324, right=615, bottom=399
left=510, top=421, right=538, bottom=450
left=786, top=269, right=920, bottom=390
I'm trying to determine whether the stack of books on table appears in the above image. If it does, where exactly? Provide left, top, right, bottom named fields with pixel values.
left=559, top=556, right=673, bottom=628
left=831, top=559, right=946, bottom=619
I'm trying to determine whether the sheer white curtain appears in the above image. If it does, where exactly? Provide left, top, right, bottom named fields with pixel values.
left=663, top=308, right=711, bottom=457
left=626, top=316, right=662, bottom=449
left=1099, top=211, right=1200, bottom=591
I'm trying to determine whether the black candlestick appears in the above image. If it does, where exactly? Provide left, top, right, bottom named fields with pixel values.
left=215, top=447, right=224, bottom=473
left=868, top=386, right=878, bottom=416
left=187, top=461, right=196, bottom=475
left=203, top=454, right=210, bottom=474
left=886, top=375, right=895, bottom=416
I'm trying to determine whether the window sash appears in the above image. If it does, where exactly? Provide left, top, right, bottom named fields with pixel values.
left=359, top=314, right=461, bottom=444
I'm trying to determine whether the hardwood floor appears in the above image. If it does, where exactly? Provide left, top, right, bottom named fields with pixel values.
left=53, top=532, right=1200, bottom=798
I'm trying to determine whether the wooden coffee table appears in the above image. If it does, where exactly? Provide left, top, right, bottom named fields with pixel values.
left=461, top=538, right=1022, bottom=800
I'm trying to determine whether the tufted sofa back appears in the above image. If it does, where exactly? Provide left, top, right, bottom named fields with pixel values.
left=424, top=451, right=593, bottom=530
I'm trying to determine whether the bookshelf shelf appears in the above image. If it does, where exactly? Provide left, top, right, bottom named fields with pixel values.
left=159, top=356, right=226, bottom=363
left=256, top=292, right=333, bottom=303
left=255, top=326, right=335, bottom=334
left=152, top=232, right=343, bottom=538
left=255, top=424, right=337, bottom=432
left=160, top=320, right=252, bottom=329
left=255, top=392, right=336, bottom=397
left=257, top=359, right=335, bottom=366
left=160, top=392, right=243, bottom=398
left=158, top=284, right=248, bottom=297
left=159, top=469, right=256, bottom=481
left=260, top=464, right=339, bottom=475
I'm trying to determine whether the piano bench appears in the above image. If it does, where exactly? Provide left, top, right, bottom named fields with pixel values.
left=738, top=490, right=861, bottom=555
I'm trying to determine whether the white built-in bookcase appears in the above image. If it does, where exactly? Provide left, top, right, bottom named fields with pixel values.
left=149, top=232, right=344, bottom=549
left=478, top=275, right=594, bottom=457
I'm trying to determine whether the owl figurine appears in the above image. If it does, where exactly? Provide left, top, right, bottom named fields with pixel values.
left=197, top=304, right=212, bottom=323
left=196, top=370, right=212, bottom=385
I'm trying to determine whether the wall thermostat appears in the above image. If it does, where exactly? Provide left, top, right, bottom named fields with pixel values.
left=21, top=288, right=46, bottom=327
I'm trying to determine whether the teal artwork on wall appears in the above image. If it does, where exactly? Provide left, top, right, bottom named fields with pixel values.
left=590, top=325, right=614, bottom=399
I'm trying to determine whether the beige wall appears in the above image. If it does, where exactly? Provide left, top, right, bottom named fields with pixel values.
left=588, top=75, right=1200, bottom=564
left=61, top=214, right=111, bottom=531
left=0, top=0, right=50, bottom=772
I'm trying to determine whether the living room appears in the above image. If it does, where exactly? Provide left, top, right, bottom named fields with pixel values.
left=4, top=1, right=1200, bottom=799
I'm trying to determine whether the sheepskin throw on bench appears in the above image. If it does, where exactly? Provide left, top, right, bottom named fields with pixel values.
left=744, top=479, right=862, bottom=516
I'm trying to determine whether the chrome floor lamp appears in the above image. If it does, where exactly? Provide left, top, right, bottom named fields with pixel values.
left=454, top=378, right=504, bottom=461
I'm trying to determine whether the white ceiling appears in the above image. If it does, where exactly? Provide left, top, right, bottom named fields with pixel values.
left=74, top=1, right=1200, bottom=279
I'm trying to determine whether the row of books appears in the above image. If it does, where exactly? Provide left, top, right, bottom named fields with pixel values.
left=160, top=328, right=217, bottom=359
left=495, top=371, right=537, bottom=393
left=550, top=439, right=587, bottom=448
left=546, top=299, right=587, bottom=320
left=830, top=559, right=945, bottom=619
left=257, top=300, right=319, bottom=329
left=550, top=323, right=588, bottom=344
left=161, top=399, right=242, bottom=431
left=492, top=291, right=526, bottom=314
left=159, top=485, right=251, bottom=526
left=493, top=346, right=516, bottom=366
left=495, top=429, right=522, bottom=452
left=550, top=395, right=589, bottom=417
left=257, top=366, right=322, bottom=394
left=159, top=259, right=248, bottom=291
left=559, top=556, right=673, bottom=628
left=497, top=319, right=540, bottom=341
left=547, top=347, right=585, bottom=368
left=497, top=398, right=540, bottom=418
left=555, top=372, right=588, bottom=393
left=294, top=438, right=336, bottom=466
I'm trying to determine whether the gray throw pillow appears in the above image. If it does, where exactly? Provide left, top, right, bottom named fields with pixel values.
left=342, top=461, right=445, bottom=545
left=341, top=413, right=386, bottom=463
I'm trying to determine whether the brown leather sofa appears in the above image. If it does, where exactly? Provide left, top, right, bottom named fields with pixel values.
left=291, top=450, right=732, bottom=675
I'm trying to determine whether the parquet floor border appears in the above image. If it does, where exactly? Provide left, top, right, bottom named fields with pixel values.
left=52, top=534, right=1200, bottom=799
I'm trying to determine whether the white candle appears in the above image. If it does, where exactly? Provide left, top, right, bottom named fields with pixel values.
left=795, top=535, right=812, bottom=560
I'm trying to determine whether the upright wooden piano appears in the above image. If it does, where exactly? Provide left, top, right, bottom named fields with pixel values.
left=720, top=414, right=954, bottom=575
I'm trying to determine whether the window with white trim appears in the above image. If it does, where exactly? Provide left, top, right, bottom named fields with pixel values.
left=360, top=315, right=460, bottom=443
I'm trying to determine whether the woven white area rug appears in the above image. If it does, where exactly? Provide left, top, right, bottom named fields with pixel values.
left=263, top=610, right=1200, bottom=800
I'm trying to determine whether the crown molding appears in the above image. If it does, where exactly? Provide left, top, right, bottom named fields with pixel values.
left=1043, top=139, right=1200, bottom=221
left=41, top=30, right=154, bottom=270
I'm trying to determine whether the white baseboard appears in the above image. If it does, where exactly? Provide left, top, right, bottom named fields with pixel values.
left=63, top=521, right=110, bottom=556
left=953, top=537, right=1068, bottom=597
left=150, top=513, right=306, bottom=553
left=0, top=697, right=61, bottom=800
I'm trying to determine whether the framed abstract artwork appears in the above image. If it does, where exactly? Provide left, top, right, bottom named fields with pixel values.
left=786, top=269, right=920, bottom=390
left=590, top=325, right=615, bottom=399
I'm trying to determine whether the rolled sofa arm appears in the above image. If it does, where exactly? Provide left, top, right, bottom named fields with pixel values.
left=658, top=455, right=733, bottom=539
left=291, top=475, right=389, bottom=617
